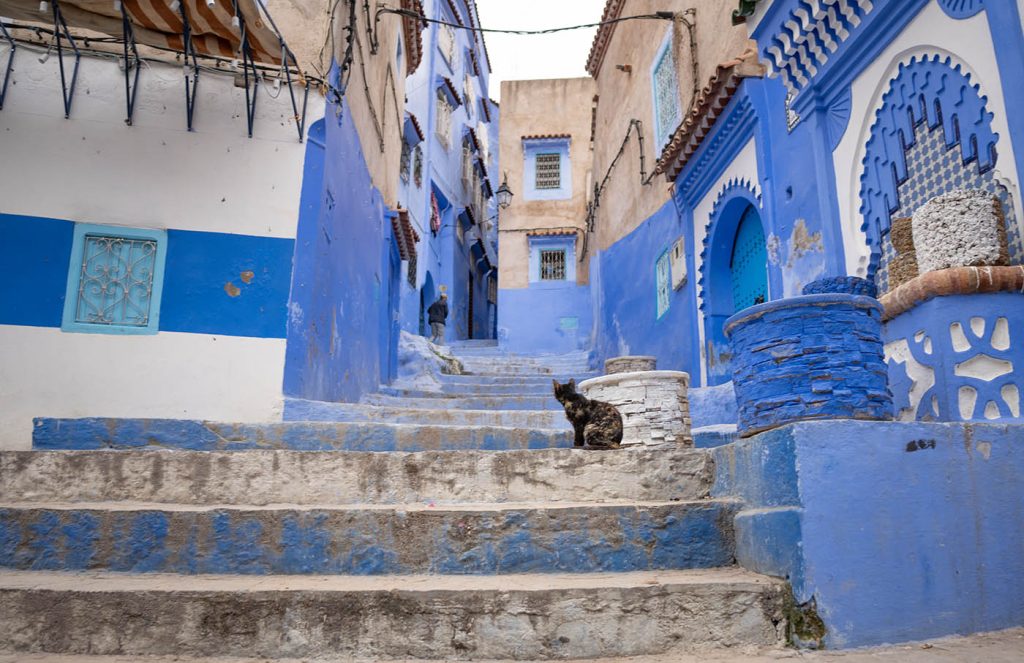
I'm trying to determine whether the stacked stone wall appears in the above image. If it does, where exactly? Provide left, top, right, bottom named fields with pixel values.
left=604, top=356, right=657, bottom=374
left=579, top=371, right=693, bottom=447
left=725, top=295, right=893, bottom=436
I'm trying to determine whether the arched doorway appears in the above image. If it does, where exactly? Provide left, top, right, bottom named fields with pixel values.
left=700, top=185, right=769, bottom=386
left=729, top=205, right=769, bottom=311
left=419, top=271, right=435, bottom=337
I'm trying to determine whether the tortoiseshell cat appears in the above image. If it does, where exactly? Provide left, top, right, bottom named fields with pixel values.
left=553, top=379, right=624, bottom=450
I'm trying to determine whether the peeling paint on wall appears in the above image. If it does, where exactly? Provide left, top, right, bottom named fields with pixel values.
left=782, top=219, right=825, bottom=297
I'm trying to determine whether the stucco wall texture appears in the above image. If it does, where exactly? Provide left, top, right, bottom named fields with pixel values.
left=589, top=0, right=751, bottom=252
left=498, top=77, right=596, bottom=288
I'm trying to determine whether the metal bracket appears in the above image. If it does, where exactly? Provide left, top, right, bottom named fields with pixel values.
left=51, top=0, right=81, bottom=118
left=232, top=0, right=258, bottom=137
left=120, top=3, right=140, bottom=126
left=178, top=1, right=200, bottom=131
left=0, top=22, right=14, bottom=110
left=253, top=0, right=309, bottom=142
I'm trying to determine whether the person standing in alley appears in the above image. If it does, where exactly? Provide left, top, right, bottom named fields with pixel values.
left=428, top=293, right=448, bottom=345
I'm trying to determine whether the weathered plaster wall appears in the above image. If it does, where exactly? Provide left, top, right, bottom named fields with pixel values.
left=0, top=327, right=286, bottom=450
left=835, top=2, right=1023, bottom=277
left=498, top=77, right=595, bottom=289
left=497, top=284, right=593, bottom=355
left=0, top=53, right=322, bottom=449
left=328, top=0, right=406, bottom=208
left=589, top=0, right=750, bottom=253
left=717, top=420, right=1024, bottom=649
left=283, top=96, right=396, bottom=403
left=591, top=198, right=699, bottom=376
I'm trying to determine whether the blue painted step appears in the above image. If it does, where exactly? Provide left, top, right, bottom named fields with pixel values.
left=283, top=399, right=570, bottom=429
left=0, top=500, right=737, bottom=575
left=362, top=394, right=563, bottom=411
left=32, top=418, right=572, bottom=452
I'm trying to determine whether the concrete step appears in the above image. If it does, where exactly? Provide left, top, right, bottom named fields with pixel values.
left=0, top=568, right=787, bottom=658
left=363, top=394, right=564, bottom=410
left=437, top=374, right=597, bottom=386
left=0, top=447, right=713, bottom=506
left=380, top=386, right=560, bottom=399
left=0, top=500, right=738, bottom=575
left=31, top=419, right=572, bottom=452
left=284, top=399, right=570, bottom=429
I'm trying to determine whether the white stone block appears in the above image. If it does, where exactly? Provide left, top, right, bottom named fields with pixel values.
left=912, top=189, right=1009, bottom=273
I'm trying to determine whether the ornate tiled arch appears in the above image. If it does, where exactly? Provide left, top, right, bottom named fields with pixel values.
left=858, top=53, right=999, bottom=280
left=698, top=178, right=763, bottom=313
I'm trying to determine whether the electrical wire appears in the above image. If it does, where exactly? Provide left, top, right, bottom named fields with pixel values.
left=376, top=7, right=677, bottom=36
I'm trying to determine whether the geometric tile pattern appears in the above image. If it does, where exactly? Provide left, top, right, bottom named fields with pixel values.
left=876, top=120, right=1023, bottom=292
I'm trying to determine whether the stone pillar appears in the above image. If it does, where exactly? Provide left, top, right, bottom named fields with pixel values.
left=604, top=356, right=657, bottom=374
left=725, top=291, right=893, bottom=437
left=578, top=371, right=692, bottom=447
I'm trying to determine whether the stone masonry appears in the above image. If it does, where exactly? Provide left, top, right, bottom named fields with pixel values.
left=725, top=295, right=893, bottom=437
left=605, top=355, right=658, bottom=374
left=579, top=370, right=693, bottom=447
left=912, top=189, right=1010, bottom=273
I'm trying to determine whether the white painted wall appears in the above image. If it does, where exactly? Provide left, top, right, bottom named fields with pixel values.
left=834, top=2, right=1023, bottom=276
left=0, top=327, right=286, bottom=449
left=0, top=50, right=324, bottom=238
left=0, top=51, right=325, bottom=449
left=690, top=137, right=760, bottom=387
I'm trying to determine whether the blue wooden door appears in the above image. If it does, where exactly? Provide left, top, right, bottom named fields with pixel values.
left=730, top=206, right=768, bottom=311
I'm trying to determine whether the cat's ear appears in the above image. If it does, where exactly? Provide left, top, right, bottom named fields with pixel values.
left=568, top=378, right=576, bottom=389
left=552, top=379, right=560, bottom=390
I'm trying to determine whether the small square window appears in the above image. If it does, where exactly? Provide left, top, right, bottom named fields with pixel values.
left=62, top=223, right=167, bottom=334
left=656, top=250, right=671, bottom=318
left=540, top=249, right=566, bottom=280
left=535, top=153, right=561, bottom=189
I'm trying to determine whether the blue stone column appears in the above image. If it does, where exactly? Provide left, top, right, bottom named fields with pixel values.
left=725, top=292, right=893, bottom=437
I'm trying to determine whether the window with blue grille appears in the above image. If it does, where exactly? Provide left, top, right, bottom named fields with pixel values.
left=656, top=250, right=671, bottom=318
left=62, top=223, right=167, bottom=334
left=651, top=29, right=682, bottom=151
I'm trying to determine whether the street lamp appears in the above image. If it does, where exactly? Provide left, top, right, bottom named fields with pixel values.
left=495, top=173, right=513, bottom=209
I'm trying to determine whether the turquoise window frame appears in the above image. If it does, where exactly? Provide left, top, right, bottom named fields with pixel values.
left=655, top=249, right=671, bottom=319
left=650, top=28, right=682, bottom=151
left=61, top=223, right=168, bottom=335
left=528, top=235, right=576, bottom=285
left=523, top=137, right=571, bottom=201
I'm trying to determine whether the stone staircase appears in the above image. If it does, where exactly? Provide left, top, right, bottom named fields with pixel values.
left=0, top=341, right=787, bottom=659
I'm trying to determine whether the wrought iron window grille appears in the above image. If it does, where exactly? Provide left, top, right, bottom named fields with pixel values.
left=535, top=153, right=561, bottom=189
left=540, top=249, right=566, bottom=280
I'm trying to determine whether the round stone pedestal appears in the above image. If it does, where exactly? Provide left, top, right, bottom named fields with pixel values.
left=578, top=371, right=692, bottom=447
left=604, top=356, right=657, bottom=374
left=725, top=294, right=893, bottom=437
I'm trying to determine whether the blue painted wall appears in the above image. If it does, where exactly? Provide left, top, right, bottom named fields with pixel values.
left=498, top=283, right=592, bottom=355
left=0, top=214, right=73, bottom=328
left=160, top=229, right=292, bottom=338
left=713, top=420, right=1024, bottom=648
left=283, top=84, right=395, bottom=402
left=0, top=213, right=292, bottom=338
left=590, top=199, right=700, bottom=376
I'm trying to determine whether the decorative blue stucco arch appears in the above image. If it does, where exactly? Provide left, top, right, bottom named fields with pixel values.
left=858, top=53, right=999, bottom=279
left=699, top=178, right=766, bottom=386
left=937, top=0, right=985, bottom=20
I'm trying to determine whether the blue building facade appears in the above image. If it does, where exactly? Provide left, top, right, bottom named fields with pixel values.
left=581, top=0, right=1024, bottom=391
left=397, top=0, right=498, bottom=343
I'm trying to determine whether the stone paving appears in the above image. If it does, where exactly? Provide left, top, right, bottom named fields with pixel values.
left=0, top=627, right=1020, bottom=662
